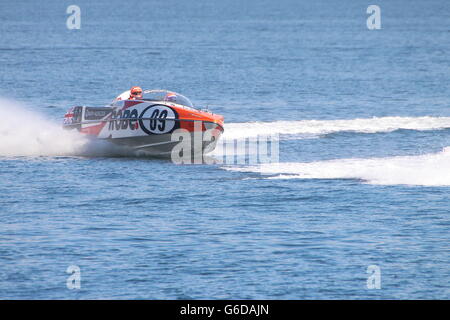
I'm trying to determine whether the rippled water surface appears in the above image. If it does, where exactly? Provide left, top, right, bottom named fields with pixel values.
left=0, top=0, right=449, bottom=299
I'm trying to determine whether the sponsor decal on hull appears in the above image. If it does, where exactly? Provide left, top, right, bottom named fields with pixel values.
left=138, top=104, right=178, bottom=135
left=109, top=109, right=140, bottom=131
left=106, top=104, right=179, bottom=136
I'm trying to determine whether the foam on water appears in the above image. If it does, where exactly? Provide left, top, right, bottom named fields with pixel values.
left=224, top=147, right=450, bottom=186
left=223, top=117, right=450, bottom=140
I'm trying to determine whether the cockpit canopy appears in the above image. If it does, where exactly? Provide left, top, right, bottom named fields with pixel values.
left=141, top=90, right=194, bottom=108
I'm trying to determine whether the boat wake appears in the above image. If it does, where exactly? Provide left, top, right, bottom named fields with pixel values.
left=222, top=117, right=450, bottom=140
left=223, top=147, right=450, bottom=186
left=1, top=97, right=450, bottom=174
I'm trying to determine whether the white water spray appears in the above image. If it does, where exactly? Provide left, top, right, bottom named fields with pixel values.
left=0, top=98, right=130, bottom=157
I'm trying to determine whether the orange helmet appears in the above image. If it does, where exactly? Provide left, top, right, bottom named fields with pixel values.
left=130, top=86, right=143, bottom=99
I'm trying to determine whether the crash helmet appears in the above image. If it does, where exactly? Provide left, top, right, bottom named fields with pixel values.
left=130, top=86, right=143, bottom=99
left=165, top=92, right=177, bottom=102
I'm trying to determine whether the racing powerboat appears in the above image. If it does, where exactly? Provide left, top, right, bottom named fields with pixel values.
left=63, top=89, right=224, bottom=156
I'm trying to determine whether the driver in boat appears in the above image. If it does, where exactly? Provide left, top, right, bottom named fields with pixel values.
left=129, top=86, right=143, bottom=100
left=164, top=92, right=177, bottom=102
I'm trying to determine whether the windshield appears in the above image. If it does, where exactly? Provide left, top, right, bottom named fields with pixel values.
left=141, top=90, right=194, bottom=108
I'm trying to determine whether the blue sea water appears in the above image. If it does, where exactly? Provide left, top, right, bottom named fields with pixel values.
left=0, top=0, right=449, bottom=299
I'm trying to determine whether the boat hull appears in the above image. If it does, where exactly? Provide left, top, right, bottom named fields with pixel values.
left=63, top=99, right=224, bottom=157
left=103, top=131, right=221, bottom=157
